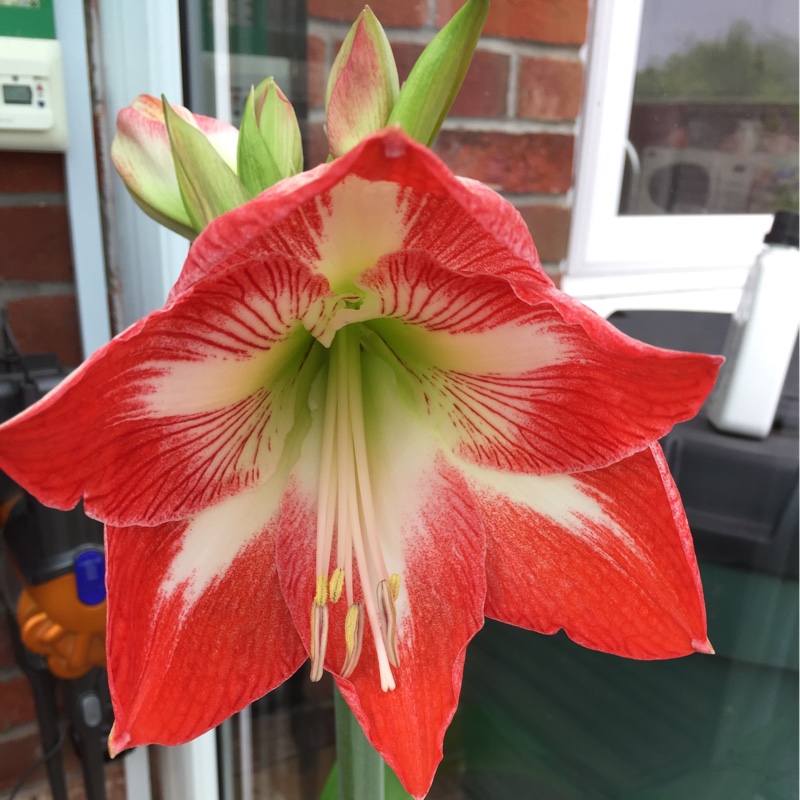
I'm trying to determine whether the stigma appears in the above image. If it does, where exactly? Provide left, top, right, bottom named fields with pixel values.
left=309, top=325, right=401, bottom=691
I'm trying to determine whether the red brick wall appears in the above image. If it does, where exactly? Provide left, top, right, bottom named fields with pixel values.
left=0, top=152, right=83, bottom=367
left=307, top=0, right=588, bottom=275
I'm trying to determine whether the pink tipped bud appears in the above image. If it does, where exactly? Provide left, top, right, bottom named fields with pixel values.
left=325, top=7, right=399, bottom=158
left=111, top=94, right=239, bottom=237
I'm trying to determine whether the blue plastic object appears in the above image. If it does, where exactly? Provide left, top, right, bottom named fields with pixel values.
left=74, top=550, right=106, bottom=606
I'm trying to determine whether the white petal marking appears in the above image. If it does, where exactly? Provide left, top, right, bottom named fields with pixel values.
left=460, top=460, right=647, bottom=571
left=146, top=335, right=306, bottom=416
left=311, top=176, right=412, bottom=290
left=161, top=478, right=283, bottom=609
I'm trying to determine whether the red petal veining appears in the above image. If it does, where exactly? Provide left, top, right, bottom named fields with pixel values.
left=360, top=249, right=721, bottom=475
left=0, top=254, right=331, bottom=526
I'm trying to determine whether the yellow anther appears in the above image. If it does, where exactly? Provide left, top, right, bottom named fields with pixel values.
left=389, top=573, right=401, bottom=602
left=341, top=602, right=364, bottom=679
left=309, top=601, right=329, bottom=682
left=344, top=604, right=360, bottom=651
left=314, top=574, right=328, bottom=606
left=329, top=568, right=345, bottom=603
left=377, top=580, right=399, bottom=668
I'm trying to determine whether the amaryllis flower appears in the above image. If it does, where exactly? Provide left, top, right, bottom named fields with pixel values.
left=0, top=129, right=720, bottom=799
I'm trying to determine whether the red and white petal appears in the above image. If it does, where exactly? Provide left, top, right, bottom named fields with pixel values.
left=357, top=249, right=721, bottom=475
left=0, top=253, right=332, bottom=527
left=275, top=352, right=486, bottom=799
left=462, top=443, right=710, bottom=659
left=112, top=95, right=189, bottom=229
left=106, top=479, right=306, bottom=753
left=400, top=175, right=553, bottom=291
left=169, top=128, right=552, bottom=300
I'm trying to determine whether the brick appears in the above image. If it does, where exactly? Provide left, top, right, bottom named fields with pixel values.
left=390, top=42, right=423, bottom=83
left=0, top=725, right=42, bottom=792
left=434, top=130, right=574, bottom=194
left=518, top=57, right=584, bottom=121
left=308, top=35, right=326, bottom=110
left=517, top=204, right=572, bottom=262
left=309, top=0, right=427, bottom=28
left=6, top=295, right=83, bottom=367
left=393, top=45, right=509, bottom=118
left=438, top=0, right=588, bottom=45
left=0, top=152, right=65, bottom=194
left=0, top=674, right=36, bottom=729
left=0, top=206, right=74, bottom=282
left=0, top=619, right=16, bottom=671
left=0, top=727, right=127, bottom=798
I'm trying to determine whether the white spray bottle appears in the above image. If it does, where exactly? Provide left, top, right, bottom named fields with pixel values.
left=708, top=211, right=799, bottom=438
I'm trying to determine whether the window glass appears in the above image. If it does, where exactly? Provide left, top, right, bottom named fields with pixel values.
left=621, top=0, right=799, bottom=215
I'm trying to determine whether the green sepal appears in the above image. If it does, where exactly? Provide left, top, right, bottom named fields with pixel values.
left=255, top=77, right=303, bottom=178
left=237, top=79, right=303, bottom=195
left=162, top=96, right=251, bottom=231
left=387, top=0, right=489, bottom=146
left=237, top=85, right=284, bottom=196
left=127, top=189, right=198, bottom=241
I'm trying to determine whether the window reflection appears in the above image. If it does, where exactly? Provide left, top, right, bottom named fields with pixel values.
left=221, top=673, right=335, bottom=800
left=621, top=1, right=799, bottom=215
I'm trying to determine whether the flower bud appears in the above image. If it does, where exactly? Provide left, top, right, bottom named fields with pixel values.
left=238, top=78, right=303, bottom=195
left=326, top=6, right=399, bottom=158
left=388, top=0, right=489, bottom=146
left=162, top=97, right=251, bottom=232
left=111, top=94, right=240, bottom=238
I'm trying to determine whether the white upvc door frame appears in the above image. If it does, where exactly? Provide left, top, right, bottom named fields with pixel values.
left=95, top=2, right=221, bottom=799
left=52, top=0, right=112, bottom=357
left=564, top=0, right=771, bottom=315
left=97, top=0, right=190, bottom=327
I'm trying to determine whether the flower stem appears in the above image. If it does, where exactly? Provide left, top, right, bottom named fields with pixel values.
left=334, top=685, right=385, bottom=800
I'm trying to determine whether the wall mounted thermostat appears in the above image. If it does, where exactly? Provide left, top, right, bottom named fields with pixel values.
left=0, top=36, right=68, bottom=151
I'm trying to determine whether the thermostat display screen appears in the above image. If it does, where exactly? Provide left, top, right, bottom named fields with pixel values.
left=3, top=84, right=33, bottom=105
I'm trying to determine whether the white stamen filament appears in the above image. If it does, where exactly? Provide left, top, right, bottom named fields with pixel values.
left=315, top=353, right=339, bottom=579
left=312, top=325, right=399, bottom=691
left=347, top=356, right=391, bottom=587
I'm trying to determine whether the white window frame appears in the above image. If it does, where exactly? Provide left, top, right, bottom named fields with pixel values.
left=563, top=0, right=775, bottom=316
left=53, top=0, right=112, bottom=357
left=97, top=0, right=189, bottom=327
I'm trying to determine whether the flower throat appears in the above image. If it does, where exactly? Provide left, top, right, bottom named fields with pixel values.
left=311, top=324, right=400, bottom=691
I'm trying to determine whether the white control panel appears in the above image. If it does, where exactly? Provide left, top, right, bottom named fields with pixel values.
left=0, top=36, right=68, bottom=151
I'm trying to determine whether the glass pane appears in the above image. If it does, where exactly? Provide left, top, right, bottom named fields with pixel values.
left=620, top=0, right=799, bottom=215
left=183, top=0, right=307, bottom=129
left=221, top=675, right=335, bottom=799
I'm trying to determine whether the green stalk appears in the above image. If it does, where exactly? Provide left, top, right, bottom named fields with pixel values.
left=323, top=687, right=415, bottom=799
left=334, top=686, right=385, bottom=800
